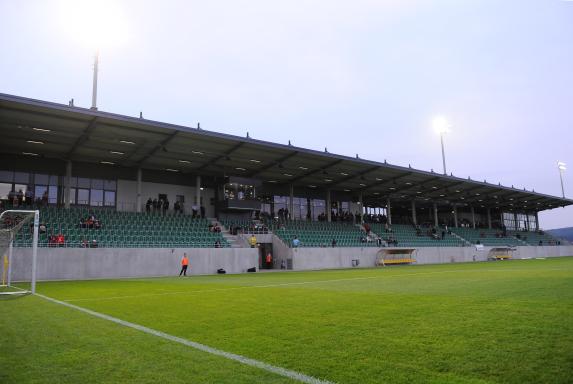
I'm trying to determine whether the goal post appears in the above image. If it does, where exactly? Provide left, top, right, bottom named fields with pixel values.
left=0, top=209, right=39, bottom=296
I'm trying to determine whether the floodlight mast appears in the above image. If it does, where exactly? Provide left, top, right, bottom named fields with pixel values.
left=558, top=161, right=566, bottom=198
left=91, top=50, right=99, bottom=110
left=432, top=117, right=450, bottom=175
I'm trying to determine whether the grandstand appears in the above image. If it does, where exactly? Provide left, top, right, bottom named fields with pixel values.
left=1, top=92, right=572, bottom=278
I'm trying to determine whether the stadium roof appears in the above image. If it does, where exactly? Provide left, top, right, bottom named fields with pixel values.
left=1, top=93, right=571, bottom=212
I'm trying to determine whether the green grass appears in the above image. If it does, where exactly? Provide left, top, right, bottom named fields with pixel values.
left=2, top=257, right=573, bottom=383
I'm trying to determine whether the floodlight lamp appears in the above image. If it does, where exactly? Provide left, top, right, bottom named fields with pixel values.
left=432, top=116, right=451, bottom=134
left=557, top=161, right=566, bottom=171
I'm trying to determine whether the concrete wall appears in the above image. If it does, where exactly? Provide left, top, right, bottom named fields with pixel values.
left=290, top=245, right=573, bottom=271
left=7, top=244, right=572, bottom=281
left=116, top=179, right=215, bottom=217
left=10, top=247, right=258, bottom=281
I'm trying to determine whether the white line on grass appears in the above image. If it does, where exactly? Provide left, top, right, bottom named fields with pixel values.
left=62, top=267, right=545, bottom=303
left=36, top=293, right=333, bottom=384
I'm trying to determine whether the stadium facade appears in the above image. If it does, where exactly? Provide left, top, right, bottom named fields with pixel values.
left=1, top=93, right=572, bottom=280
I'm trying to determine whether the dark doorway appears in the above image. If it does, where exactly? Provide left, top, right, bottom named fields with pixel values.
left=258, top=243, right=274, bottom=269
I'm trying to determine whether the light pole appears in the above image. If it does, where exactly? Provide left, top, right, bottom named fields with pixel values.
left=558, top=161, right=566, bottom=198
left=433, top=116, right=451, bottom=175
left=91, top=50, right=99, bottom=110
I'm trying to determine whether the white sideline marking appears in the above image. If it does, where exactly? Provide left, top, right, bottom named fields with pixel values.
left=36, top=293, right=333, bottom=384
left=62, top=267, right=545, bottom=303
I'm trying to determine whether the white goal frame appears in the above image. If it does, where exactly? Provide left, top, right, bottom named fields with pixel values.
left=0, top=209, right=39, bottom=295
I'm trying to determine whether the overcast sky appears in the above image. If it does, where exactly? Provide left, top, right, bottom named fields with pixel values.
left=1, top=0, right=572, bottom=229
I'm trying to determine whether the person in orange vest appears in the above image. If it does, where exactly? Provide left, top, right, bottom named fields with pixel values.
left=179, top=253, right=189, bottom=276
left=265, top=252, right=272, bottom=269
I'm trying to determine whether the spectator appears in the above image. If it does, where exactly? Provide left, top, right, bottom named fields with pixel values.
left=81, top=239, right=88, bottom=248
left=441, top=230, right=446, bottom=240
left=152, top=198, right=158, bottom=212
left=281, top=259, right=287, bottom=270
left=57, top=233, right=65, bottom=247
left=214, top=239, right=221, bottom=248
left=200, top=205, right=205, bottom=218
left=146, top=198, right=152, bottom=213
left=39, top=223, right=47, bottom=234
left=17, top=189, right=24, bottom=207
left=42, top=190, right=49, bottom=206
left=331, top=238, right=337, bottom=247
left=265, top=252, right=272, bottom=268
left=292, top=236, right=300, bottom=248
left=25, top=188, right=34, bottom=207
left=174, top=200, right=181, bottom=214
left=163, top=198, right=169, bottom=214
left=157, top=199, right=164, bottom=213
left=249, top=234, right=257, bottom=248
left=90, top=239, right=98, bottom=248
left=8, top=189, right=16, bottom=206
left=192, top=204, right=198, bottom=218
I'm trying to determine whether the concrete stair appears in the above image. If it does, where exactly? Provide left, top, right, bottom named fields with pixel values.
left=210, top=218, right=248, bottom=248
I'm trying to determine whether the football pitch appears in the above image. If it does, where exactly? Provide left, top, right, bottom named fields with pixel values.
left=2, top=257, right=573, bottom=384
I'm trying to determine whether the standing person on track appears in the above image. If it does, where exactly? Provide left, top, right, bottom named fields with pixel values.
left=179, top=253, right=189, bottom=276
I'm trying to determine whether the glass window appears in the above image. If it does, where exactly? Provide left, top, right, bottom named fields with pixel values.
left=104, top=191, right=115, bottom=207
left=48, top=186, right=58, bottom=204
left=35, top=185, right=47, bottom=202
left=78, top=178, right=90, bottom=188
left=14, top=172, right=29, bottom=183
left=0, top=171, right=13, bottom=183
left=0, top=183, right=12, bottom=199
left=90, top=189, right=103, bottom=206
left=91, top=179, right=104, bottom=189
left=104, top=180, right=116, bottom=191
left=49, top=175, right=58, bottom=186
left=70, top=188, right=76, bottom=205
left=35, top=174, right=49, bottom=184
left=77, top=189, right=90, bottom=205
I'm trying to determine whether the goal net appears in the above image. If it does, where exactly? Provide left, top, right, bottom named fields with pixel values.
left=0, top=210, right=39, bottom=296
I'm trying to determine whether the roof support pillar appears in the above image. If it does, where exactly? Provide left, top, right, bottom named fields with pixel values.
left=386, top=198, right=392, bottom=225
left=136, top=168, right=142, bottom=213
left=359, top=192, right=364, bottom=224
left=453, top=204, right=459, bottom=228
left=433, top=202, right=438, bottom=227
left=471, top=206, right=476, bottom=229
left=289, top=184, right=294, bottom=221
left=196, top=175, right=202, bottom=213
left=411, top=200, right=417, bottom=225
left=535, top=211, right=539, bottom=231
left=487, top=207, right=492, bottom=229
left=514, top=212, right=518, bottom=231
left=326, top=189, right=332, bottom=222
left=525, top=212, right=530, bottom=231
left=64, top=160, right=72, bottom=209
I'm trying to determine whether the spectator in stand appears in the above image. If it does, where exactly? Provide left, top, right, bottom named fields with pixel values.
left=192, top=204, right=198, bottom=218
left=157, top=199, right=164, bottom=214
left=152, top=198, right=158, bottom=213
left=163, top=198, right=169, bottom=214
left=200, top=205, right=205, bottom=218
left=39, top=223, right=47, bottom=234
left=48, top=233, right=57, bottom=247
left=81, top=239, right=88, bottom=248
left=292, top=236, right=300, bottom=248
left=90, top=239, right=98, bottom=248
left=146, top=198, right=152, bottom=213
left=42, top=190, right=49, bottom=206
left=441, top=230, right=446, bottom=240
left=57, top=233, right=65, bottom=247
left=214, top=239, right=221, bottom=248
left=331, top=238, right=337, bottom=247
left=8, top=189, right=16, bottom=207
left=249, top=234, right=257, bottom=248
left=364, top=223, right=371, bottom=234
left=17, top=189, right=24, bottom=207
left=25, top=188, right=34, bottom=207
left=174, top=200, right=181, bottom=214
